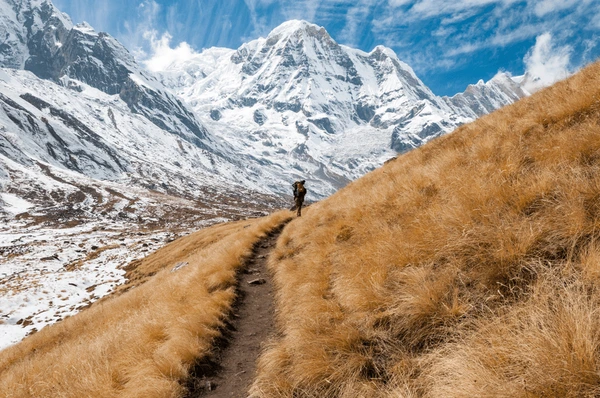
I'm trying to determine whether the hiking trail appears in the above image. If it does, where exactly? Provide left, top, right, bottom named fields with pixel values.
left=185, top=223, right=287, bottom=398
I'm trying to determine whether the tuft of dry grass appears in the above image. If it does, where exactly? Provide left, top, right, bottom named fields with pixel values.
left=0, top=211, right=291, bottom=398
left=251, top=60, right=600, bottom=397
left=424, top=266, right=600, bottom=398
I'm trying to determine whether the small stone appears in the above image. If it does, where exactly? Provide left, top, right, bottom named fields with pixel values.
left=171, top=262, right=189, bottom=272
left=248, top=278, right=266, bottom=285
left=41, top=254, right=59, bottom=261
left=244, top=268, right=260, bottom=274
left=205, top=380, right=216, bottom=391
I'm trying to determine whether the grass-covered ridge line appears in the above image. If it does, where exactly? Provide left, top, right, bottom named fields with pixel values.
left=251, top=61, right=600, bottom=397
left=0, top=211, right=291, bottom=398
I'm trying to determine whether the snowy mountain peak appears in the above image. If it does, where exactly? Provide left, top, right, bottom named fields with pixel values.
left=153, top=19, right=529, bottom=196
left=268, top=19, right=326, bottom=38
left=369, top=45, right=396, bottom=58
left=73, top=21, right=96, bottom=35
left=444, top=71, right=529, bottom=118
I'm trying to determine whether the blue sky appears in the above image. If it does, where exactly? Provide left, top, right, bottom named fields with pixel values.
left=52, top=0, right=600, bottom=96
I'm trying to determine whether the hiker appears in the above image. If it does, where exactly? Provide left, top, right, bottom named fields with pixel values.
left=291, top=180, right=307, bottom=217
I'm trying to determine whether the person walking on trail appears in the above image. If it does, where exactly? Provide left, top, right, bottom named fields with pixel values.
left=291, top=180, right=307, bottom=217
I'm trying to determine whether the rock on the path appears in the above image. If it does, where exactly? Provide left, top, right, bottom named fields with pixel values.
left=248, top=278, right=266, bottom=285
left=244, top=268, right=260, bottom=275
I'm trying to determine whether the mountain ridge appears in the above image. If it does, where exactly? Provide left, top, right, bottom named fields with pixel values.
left=0, top=1, right=530, bottom=204
left=155, top=19, right=528, bottom=195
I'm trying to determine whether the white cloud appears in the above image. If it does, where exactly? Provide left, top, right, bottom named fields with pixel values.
left=280, top=0, right=321, bottom=21
left=399, top=0, right=515, bottom=20
left=582, top=37, right=599, bottom=62
left=338, top=1, right=379, bottom=46
left=388, top=0, right=412, bottom=6
left=531, top=0, right=579, bottom=17
left=522, top=33, right=571, bottom=93
left=142, top=32, right=199, bottom=72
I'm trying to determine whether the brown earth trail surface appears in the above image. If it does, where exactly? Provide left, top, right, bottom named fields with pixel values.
left=186, top=224, right=287, bottom=397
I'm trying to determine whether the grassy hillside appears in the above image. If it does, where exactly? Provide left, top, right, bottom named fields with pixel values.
left=0, top=211, right=291, bottom=398
left=250, top=61, right=600, bottom=397
left=3, top=60, right=600, bottom=397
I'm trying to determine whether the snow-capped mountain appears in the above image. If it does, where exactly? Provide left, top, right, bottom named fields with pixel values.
left=0, top=0, right=211, bottom=147
left=0, top=0, right=286, bottom=212
left=0, top=1, right=529, bottom=204
left=444, top=72, right=529, bottom=118
left=154, top=20, right=528, bottom=196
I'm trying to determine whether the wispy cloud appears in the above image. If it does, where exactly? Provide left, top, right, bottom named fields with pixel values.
left=532, top=0, right=579, bottom=17
left=337, top=1, right=379, bottom=47
left=124, top=0, right=162, bottom=58
left=52, top=0, right=112, bottom=29
left=390, top=0, right=516, bottom=21
left=522, top=32, right=571, bottom=92
left=369, top=0, right=597, bottom=73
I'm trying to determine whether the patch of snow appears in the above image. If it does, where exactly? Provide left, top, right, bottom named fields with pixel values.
left=128, top=73, right=151, bottom=89
left=0, top=193, right=33, bottom=214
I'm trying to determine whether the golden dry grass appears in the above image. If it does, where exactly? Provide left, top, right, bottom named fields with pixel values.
left=116, top=219, right=271, bottom=293
left=0, top=211, right=291, bottom=398
left=251, top=60, right=600, bottom=397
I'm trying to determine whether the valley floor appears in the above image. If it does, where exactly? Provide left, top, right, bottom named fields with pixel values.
left=0, top=157, right=285, bottom=351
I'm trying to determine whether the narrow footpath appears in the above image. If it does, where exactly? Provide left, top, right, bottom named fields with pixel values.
left=185, top=224, right=287, bottom=398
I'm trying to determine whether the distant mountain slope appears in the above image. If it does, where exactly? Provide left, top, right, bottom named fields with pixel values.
left=156, top=20, right=529, bottom=196
left=0, top=2, right=528, bottom=202
left=0, top=0, right=287, bottom=214
left=0, top=0, right=210, bottom=146
left=0, top=68, right=276, bottom=199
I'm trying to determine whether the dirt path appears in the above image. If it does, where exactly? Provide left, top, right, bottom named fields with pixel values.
left=185, top=224, right=287, bottom=398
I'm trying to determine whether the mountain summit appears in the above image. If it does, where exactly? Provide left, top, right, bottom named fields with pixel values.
left=156, top=20, right=529, bottom=196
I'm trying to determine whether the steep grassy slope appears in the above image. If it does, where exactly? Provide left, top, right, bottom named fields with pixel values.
left=2, top=59, right=600, bottom=398
left=0, top=211, right=291, bottom=398
left=251, top=61, right=600, bottom=397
